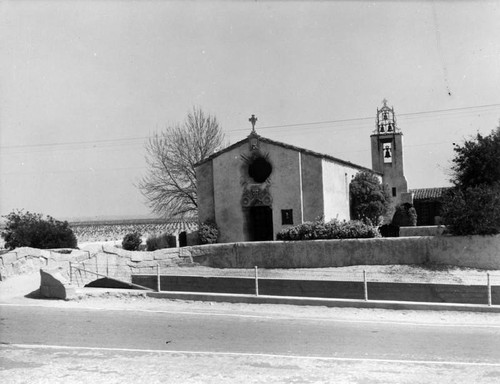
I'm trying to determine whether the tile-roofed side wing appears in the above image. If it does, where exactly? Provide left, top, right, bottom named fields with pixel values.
left=410, top=187, right=450, bottom=200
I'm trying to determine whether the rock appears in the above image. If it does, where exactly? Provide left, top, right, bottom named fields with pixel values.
left=130, top=253, right=144, bottom=262
left=1, top=251, right=18, bottom=266
left=39, top=268, right=77, bottom=300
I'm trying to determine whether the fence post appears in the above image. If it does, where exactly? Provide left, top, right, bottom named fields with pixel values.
left=95, top=256, right=98, bottom=274
left=106, top=256, right=109, bottom=277
left=487, top=272, right=492, bottom=306
left=255, top=266, right=259, bottom=296
left=157, top=263, right=161, bottom=292
left=69, top=262, right=72, bottom=284
left=363, top=270, right=368, bottom=301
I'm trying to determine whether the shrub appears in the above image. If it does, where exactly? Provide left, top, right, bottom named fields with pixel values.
left=1, top=210, right=77, bottom=250
left=122, top=232, right=142, bottom=251
left=276, top=219, right=379, bottom=241
left=441, top=184, right=500, bottom=236
left=146, top=232, right=176, bottom=251
left=379, top=223, right=400, bottom=237
left=198, top=221, right=219, bottom=244
left=391, top=203, right=417, bottom=227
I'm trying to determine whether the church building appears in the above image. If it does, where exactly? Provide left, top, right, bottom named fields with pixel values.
left=196, top=101, right=411, bottom=243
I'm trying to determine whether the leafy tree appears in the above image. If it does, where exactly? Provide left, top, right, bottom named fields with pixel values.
left=441, top=184, right=500, bottom=235
left=1, top=210, right=77, bottom=250
left=451, top=127, right=500, bottom=189
left=138, top=107, right=225, bottom=218
left=350, top=171, right=392, bottom=225
left=442, top=126, right=500, bottom=235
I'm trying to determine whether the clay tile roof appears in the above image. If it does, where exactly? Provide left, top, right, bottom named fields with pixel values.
left=410, top=187, right=450, bottom=201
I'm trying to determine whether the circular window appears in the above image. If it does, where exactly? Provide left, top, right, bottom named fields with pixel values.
left=248, top=157, right=272, bottom=183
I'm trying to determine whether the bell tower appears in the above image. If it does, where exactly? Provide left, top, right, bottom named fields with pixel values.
left=370, top=99, right=410, bottom=206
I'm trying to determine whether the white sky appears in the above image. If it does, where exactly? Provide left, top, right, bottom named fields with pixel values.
left=1, top=1, right=499, bottom=220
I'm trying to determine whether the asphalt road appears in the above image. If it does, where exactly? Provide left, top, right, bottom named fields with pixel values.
left=1, top=303, right=500, bottom=383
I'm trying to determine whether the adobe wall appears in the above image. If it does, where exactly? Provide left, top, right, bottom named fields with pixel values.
left=187, top=235, right=500, bottom=270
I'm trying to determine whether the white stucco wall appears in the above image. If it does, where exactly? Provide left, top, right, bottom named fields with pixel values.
left=321, top=160, right=359, bottom=222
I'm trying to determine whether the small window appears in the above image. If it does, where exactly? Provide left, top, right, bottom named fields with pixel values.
left=281, top=209, right=293, bottom=225
left=392, top=187, right=397, bottom=197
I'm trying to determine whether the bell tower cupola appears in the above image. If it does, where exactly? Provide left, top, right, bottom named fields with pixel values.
left=371, top=99, right=410, bottom=206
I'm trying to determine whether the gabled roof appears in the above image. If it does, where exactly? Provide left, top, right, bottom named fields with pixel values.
left=196, top=133, right=380, bottom=174
left=410, top=187, right=450, bottom=201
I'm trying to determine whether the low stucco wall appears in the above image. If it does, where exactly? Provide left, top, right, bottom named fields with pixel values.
left=186, top=234, right=500, bottom=270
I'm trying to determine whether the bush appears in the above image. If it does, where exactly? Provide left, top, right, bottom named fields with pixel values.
left=276, top=219, right=379, bottom=241
left=379, top=223, right=400, bottom=237
left=146, top=232, right=176, bottom=251
left=1, top=210, right=77, bottom=250
left=391, top=203, right=417, bottom=227
left=198, top=221, right=219, bottom=244
left=441, top=184, right=500, bottom=236
left=122, top=232, right=142, bottom=251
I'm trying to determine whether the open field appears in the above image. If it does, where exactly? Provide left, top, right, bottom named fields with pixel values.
left=70, top=220, right=197, bottom=243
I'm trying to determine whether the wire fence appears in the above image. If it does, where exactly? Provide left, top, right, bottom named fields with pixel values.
left=69, top=257, right=500, bottom=306
left=149, top=266, right=499, bottom=306
left=147, top=265, right=500, bottom=285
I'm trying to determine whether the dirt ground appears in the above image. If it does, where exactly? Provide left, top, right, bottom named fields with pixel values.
left=2, top=270, right=500, bottom=384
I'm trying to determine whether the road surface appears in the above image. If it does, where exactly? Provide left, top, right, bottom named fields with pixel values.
left=1, top=301, right=500, bottom=383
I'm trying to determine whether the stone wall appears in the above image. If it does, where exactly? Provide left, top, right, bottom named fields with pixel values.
left=0, top=244, right=195, bottom=283
left=0, top=247, right=91, bottom=281
left=185, top=234, right=500, bottom=270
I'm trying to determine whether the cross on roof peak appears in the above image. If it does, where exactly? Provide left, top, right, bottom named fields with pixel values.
left=249, top=114, right=258, bottom=133
left=382, top=98, right=388, bottom=107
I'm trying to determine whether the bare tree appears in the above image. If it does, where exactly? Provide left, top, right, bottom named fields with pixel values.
left=139, top=107, right=225, bottom=218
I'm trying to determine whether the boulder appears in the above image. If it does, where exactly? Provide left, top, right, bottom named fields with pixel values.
left=39, top=268, right=77, bottom=300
